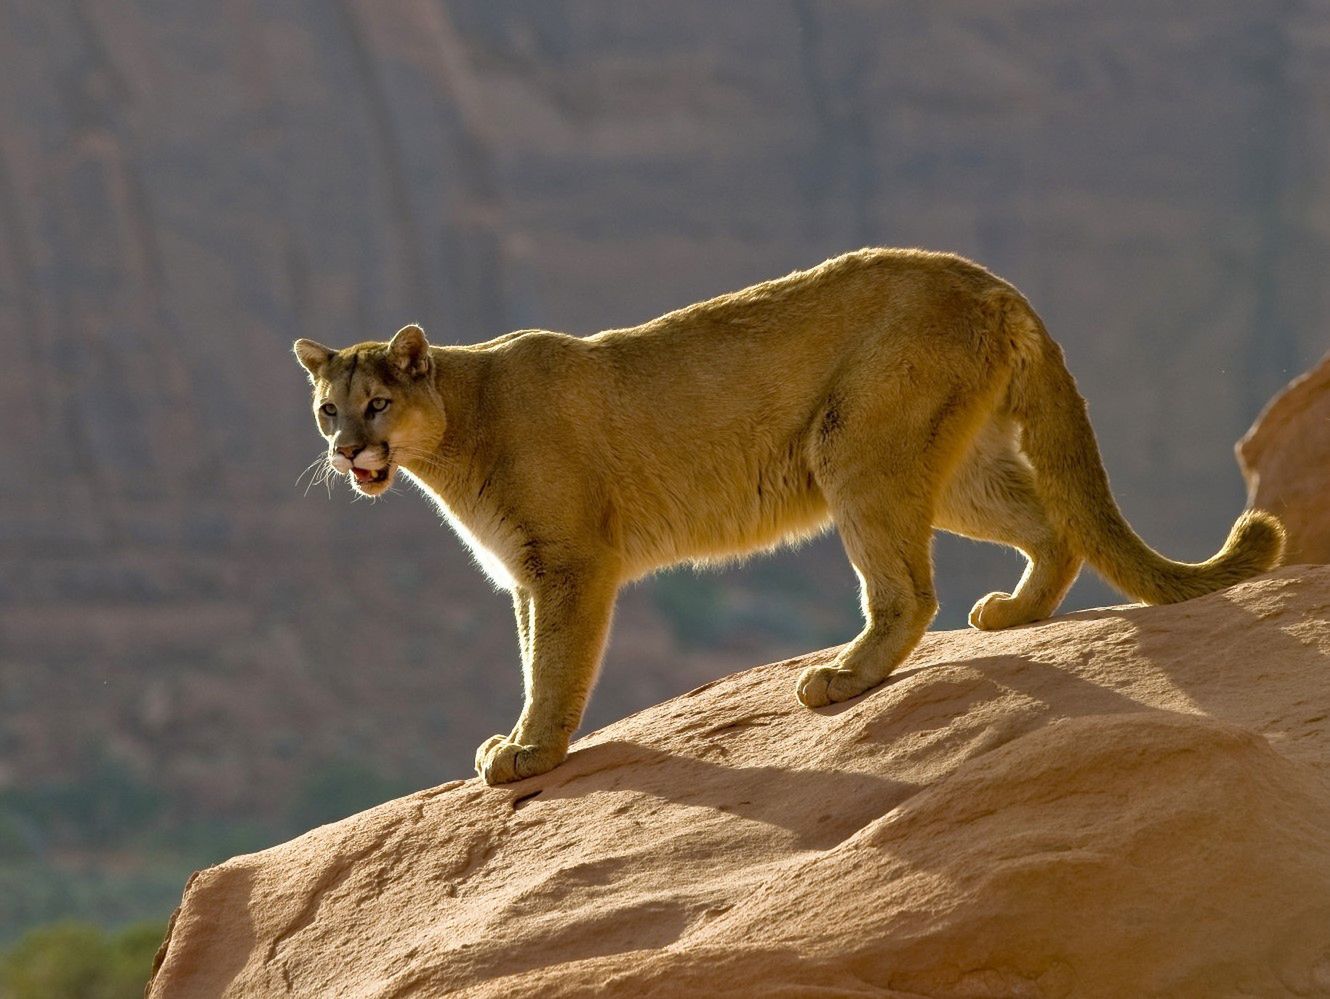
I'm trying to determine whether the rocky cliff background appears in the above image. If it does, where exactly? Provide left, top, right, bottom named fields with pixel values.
left=0, top=1, right=1325, bottom=937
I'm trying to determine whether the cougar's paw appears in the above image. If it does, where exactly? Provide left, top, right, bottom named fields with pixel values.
left=474, top=736, right=564, bottom=786
left=796, top=664, right=879, bottom=708
left=969, top=592, right=1031, bottom=631
left=474, top=734, right=508, bottom=774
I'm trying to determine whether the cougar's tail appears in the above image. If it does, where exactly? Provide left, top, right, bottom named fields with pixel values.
left=999, top=293, right=1284, bottom=604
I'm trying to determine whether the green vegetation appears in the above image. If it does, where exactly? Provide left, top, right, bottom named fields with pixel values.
left=652, top=568, right=729, bottom=648
left=652, top=556, right=860, bottom=651
left=0, top=749, right=420, bottom=947
left=0, top=920, right=164, bottom=999
left=0, top=756, right=163, bottom=851
left=0, top=858, right=190, bottom=948
left=0, top=748, right=268, bottom=944
left=289, top=758, right=419, bottom=831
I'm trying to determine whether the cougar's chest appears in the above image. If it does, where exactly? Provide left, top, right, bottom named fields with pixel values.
left=400, top=468, right=520, bottom=590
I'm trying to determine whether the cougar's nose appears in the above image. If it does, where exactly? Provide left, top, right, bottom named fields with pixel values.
left=336, top=444, right=362, bottom=459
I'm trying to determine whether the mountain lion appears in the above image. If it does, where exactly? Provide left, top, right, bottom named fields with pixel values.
left=293, top=248, right=1284, bottom=785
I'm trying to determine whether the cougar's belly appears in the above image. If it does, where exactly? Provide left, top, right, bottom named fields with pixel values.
left=616, top=434, right=831, bottom=576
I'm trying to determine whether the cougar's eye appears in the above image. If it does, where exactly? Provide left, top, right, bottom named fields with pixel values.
left=320, top=402, right=337, bottom=417
left=368, top=397, right=391, bottom=415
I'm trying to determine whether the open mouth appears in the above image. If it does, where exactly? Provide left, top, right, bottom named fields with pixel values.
left=350, top=465, right=392, bottom=489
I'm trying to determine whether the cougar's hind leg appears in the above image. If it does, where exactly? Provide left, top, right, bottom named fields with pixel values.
left=796, top=480, right=939, bottom=708
left=796, top=380, right=952, bottom=708
left=796, top=339, right=1015, bottom=707
left=936, top=420, right=1082, bottom=630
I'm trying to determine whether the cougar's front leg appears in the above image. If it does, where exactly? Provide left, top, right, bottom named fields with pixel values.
left=475, top=566, right=618, bottom=785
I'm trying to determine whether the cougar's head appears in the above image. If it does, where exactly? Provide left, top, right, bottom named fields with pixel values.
left=293, top=324, right=445, bottom=497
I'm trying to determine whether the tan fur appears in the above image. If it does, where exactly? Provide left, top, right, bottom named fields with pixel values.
left=293, top=248, right=1285, bottom=785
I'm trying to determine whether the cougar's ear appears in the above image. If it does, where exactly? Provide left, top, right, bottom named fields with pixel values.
left=388, top=324, right=430, bottom=377
left=293, top=339, right=336, bottom=381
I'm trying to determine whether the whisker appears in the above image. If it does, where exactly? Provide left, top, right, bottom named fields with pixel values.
left=303, top=456, right=338, bottom=498
left=301, top=463, right=325, bottom=497
left=297, top=450, right=346, bottom=500
left=294, top=454, right=327, bottom=489
left=319, top=463, right=340, bottom=499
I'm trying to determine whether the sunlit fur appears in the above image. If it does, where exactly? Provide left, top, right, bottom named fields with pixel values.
left=294, top=248, right=1285, bottom=785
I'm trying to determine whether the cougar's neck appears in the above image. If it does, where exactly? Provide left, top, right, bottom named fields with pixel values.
left=403, top=347, right=489, bottom=506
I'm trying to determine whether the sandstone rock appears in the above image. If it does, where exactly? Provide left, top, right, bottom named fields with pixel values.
left=1239, top=352, right=1330, bottom=565
left=147, top=568, right=1330, bottom=998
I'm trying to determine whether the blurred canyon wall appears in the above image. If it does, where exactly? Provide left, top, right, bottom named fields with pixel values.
left=1, top=1, right=1325, bottom=818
